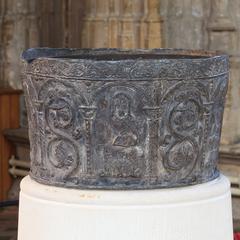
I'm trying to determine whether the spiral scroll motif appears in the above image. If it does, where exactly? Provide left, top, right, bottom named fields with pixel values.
left=38, top=81, right=83, bottom=178
left=162, top=86, right=204, bottom=180
left=167, top=140, right=196, bottom=171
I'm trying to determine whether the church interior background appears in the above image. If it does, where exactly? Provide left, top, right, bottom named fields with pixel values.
left=0, top=0, right=240, bottom=238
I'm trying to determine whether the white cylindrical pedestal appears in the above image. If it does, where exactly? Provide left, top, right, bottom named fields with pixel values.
left=18, top=175, right=233, bottom=240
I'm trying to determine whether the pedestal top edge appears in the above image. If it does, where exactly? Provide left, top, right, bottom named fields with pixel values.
left=20, top=175, right=230, bottom=207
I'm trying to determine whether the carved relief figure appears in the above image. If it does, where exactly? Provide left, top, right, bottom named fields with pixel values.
left=93, top=85, right=146, bottom=178
left=111, top=92, right=137, bottom=147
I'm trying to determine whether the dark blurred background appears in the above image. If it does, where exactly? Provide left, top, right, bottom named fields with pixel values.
left=0, top=0, right=240, bottom=239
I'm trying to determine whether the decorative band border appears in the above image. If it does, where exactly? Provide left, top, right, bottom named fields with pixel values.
left=24, top=57, right=228, bottom=81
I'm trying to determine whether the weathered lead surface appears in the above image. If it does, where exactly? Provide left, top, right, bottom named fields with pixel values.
left=22, top=48, right=229, bottom=189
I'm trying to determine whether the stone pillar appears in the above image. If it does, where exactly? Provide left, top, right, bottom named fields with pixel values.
left=0, top=0, right=6, bottom=87
left=140, top=0, right=162, bottom=48
left=37, top=0, right=66, bottom=47
left=162, top=0, right=210, bottom=49
left=207, top=0, right=240, bottom=145
left=0, top=0, right=39, bottom=89
left=80, top=0, right=162, bottom=49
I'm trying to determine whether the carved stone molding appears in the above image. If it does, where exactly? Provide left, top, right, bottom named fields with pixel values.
left=22, top=48, right=229, bottom=189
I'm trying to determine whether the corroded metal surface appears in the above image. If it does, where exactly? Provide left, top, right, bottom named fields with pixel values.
left=21, top=48, right=229, bottom=189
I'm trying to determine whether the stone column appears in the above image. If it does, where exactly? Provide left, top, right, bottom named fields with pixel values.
left=207, top=0, right=240, bottom=145
left=162, top=0, right=209, bottom=49
left=79, top=0, right=162, bottom=49
left=0, top=0, right=39, bottom=89
left=140, top=0, right=162, bottom=48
